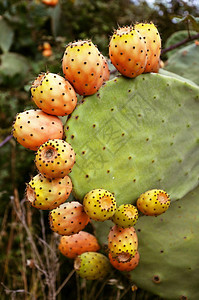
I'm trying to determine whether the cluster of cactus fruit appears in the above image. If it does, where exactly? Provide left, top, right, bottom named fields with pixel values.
left=12, top=21, right=199, bottom=297
left=11, top=21, right=168, bottom=280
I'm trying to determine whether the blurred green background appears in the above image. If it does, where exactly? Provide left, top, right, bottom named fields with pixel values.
left=0, top=0, right=199, bottom=299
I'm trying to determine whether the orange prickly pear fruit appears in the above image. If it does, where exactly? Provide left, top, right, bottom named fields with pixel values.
left=12, top=109, right=63, bottom=151
left=62, top=40, right=104, bottom=96
left=42, top=49, right=53, bottom=57
left=58, top=231, right=100, bottom=259
left=43, top=42, right=51, bottom=50
left=108, top=250, right=140, bottom=272
left=42, top=0, right=59, bottom=7
left=49, top=201, right=90, bottom=235
left=134, top=22, right=161, bottom=73
left=109, top=25, right=147, bottom=78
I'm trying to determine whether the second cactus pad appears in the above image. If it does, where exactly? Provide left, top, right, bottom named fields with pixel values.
left=65, top=72, right=199, bottom=205
left=164, top=42, right=199, bottom=85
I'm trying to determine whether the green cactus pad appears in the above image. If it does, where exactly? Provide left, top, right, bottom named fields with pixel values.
left=129, top=185, right=199, bottom=300
left=164, top=42, right=199, bottom=85
left=65, top=73, right=199, bottom=205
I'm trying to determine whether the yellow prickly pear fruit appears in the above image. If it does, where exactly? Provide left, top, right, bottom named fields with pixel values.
left=83, top=188, right=117, bottom=221
left=26, top=173, right=72, bottom=210
left=137, top=189, right=170, bottom=216
left=111, top=204, right=139, bottom=228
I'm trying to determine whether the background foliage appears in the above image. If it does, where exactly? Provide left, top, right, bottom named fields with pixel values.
left=0, top=0, right=199, bottom=299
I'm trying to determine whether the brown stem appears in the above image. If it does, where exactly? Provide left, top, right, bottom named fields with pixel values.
left=0, top=202, right=11, bottom=242
left=14, top=188, right=28, bottom=298
left=40, top=211, right=50, bottom=272
left=1, top=209, right=15, bottom=282
left=161, top=33, right=199, bottom=56
left=55, top=269, right=75, bottom=297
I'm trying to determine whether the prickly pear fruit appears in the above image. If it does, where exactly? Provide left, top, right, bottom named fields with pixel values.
left=26, top=173, right=72, bottom=210
left=42, top=42, right=52, bottom=50
left=58, top=231, right=100, bottom=259
left=137, top=189, right=170, bottom=216
left=74, top=252, right=111, bottom=280
left=12, top=109, right=63, bottom=151
left=42, top=0, right=58, bottom=7
left=62, top=40, right=104, bottom=95
left=49, top=201, right=90, bottom=235
left=30, top=72, right=77, bottom=116
left=35, top=139, right=75, bottom=179
left=108, top=250, right=140, bottom=272
left=111, top=204, right=139, bottom=228
left=83, top=189, right=117, bottom=221
left=134, top=22, right=161, bottom=73
left=109, top=26, right=147, bottom=78
left=108, top=225, right=138, bottom=262
left=42, top=49, right=52, bottom=57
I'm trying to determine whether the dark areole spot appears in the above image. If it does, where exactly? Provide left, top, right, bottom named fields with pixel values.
left=152, top=275, right=160, bottom=284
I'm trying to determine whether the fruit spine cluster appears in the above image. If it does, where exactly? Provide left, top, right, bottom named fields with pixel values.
left=12, top=22, right=170, bottom=279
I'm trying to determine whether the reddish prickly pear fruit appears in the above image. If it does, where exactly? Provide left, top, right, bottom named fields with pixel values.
left=134, top=22, right=161, bottom=73
left=26, top=173, right=72, bottom=210
left=108, top=250, right=140, bottom=272
left=12, top=109, right=63, bottom=151
left=111, top=204, right=139, bottom=228
left=62, top=40, right=104, bottom=96
left=83, top=189, right=117, bottom=221
left=74, top=252, right=111, bottom=280
left=109, top=26, right=147, bottom=78
left=137, top=189, right=170, bottom=216
left=30, top=72, right=77, bottom=116
left=101, top=55, right=110, bottom=82
left=49, top=201, right=90, bottom=235
left=108, top=225, right=138, bottom=262
left=35, top=139, right=75, bottom=179
left=58, top=231, right=100, bottom=259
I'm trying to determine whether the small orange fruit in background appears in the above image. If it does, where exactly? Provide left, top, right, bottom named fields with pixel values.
left=42, top=0, right=59, bottom=7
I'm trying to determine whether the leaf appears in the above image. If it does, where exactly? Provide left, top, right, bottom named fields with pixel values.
left=172, top=14, right=199, bottom=32
left=50, top=3, right=61, bottom=37
left=0, top=52, right=30, bottom=78
left=0, top=18, right=14, bottom=53
left=189, top=16, right=199, bottom=32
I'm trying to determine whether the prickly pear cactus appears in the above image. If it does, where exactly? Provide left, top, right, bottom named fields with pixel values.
left=65, top=72, right=199, bottom=205
left=164, top=42, right=199, bottom=85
